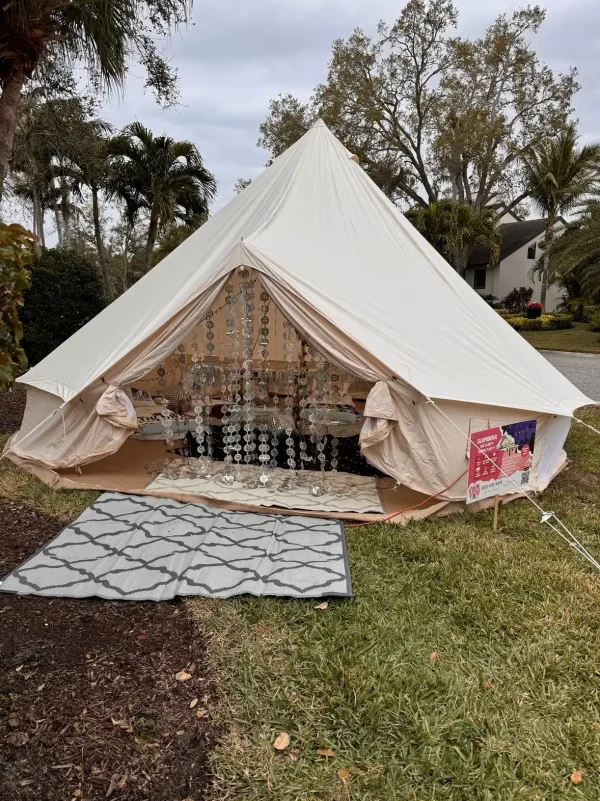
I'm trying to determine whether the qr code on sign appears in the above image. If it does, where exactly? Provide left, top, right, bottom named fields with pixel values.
left=521, top=468, right=530, bottom=485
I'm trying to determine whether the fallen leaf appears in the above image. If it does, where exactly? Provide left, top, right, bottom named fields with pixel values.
left=175, top=671, right=192, bottom=682
left=273, top=732, right=290, bottom=750
left=195, top=708, right=208, bottom=719
left=316, top=748, right=335, bottom=757
left=73, top=791, right=83, bottom=799
left=255, top=625, right=265, bottom=634
left=111, top=718, right=133, bottom=734
left=570, top=770, right=583, bottom=785
left=314, top=602, right=328, bottom=610
left=429, top=651, right=438, bottom=661
left=176, top=730, right=185, bottom=736
left=337, top=768, right=351, bottom=783
left=189, top=698, right=198, bottom=709
left=484, top=680, right=492, bottom=689
left=6, top=731, right=29, bottom=747
left=8, top=717, right=20, bottom=728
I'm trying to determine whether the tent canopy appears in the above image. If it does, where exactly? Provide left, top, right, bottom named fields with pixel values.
left=18, top=120, right=592, bottom=417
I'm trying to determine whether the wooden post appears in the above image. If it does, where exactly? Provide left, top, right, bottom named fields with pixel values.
left=493, top=494, right=500, bottom=531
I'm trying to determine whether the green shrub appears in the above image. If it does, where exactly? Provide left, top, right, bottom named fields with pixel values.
left=590, top=312, right=600, bottom=332
left=501, top=313, right=573, bottom=332
left=583, top=304, right=600, bottom=323
left=0, top=222, right=37, bottom=389
left=21, top=248, right=106, bottom=366
left=543, top=313, right=573, bottom=330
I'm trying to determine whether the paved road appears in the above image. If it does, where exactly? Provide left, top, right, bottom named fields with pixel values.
left=541, top=350, right=600, bottom=401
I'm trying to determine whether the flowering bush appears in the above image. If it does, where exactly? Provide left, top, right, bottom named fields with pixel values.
left=526, top=301, right=543, bottom=319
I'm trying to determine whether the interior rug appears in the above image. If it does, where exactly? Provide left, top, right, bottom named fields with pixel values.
left=0, top=492, right=352, bottom=601
left=146, top=462, right=384, bottom=515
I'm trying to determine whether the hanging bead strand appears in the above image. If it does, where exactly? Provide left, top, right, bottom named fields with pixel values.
left=240, top=271, right=257, bottom=476
left=258, top=291, right=272, bottom=487
left=220, top=280, right=238, bottom=485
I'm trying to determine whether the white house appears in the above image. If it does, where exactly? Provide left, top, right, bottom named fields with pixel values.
left=464, top=208, right=565, bottom=310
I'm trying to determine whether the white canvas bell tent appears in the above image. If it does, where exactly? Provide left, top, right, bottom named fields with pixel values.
left=5, top=120, right=595, bottom=520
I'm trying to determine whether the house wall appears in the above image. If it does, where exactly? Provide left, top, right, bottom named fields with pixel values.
left=465, top=236, right=564, bottom=311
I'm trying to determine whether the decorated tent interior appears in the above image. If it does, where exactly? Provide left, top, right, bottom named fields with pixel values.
left=5, top=121, right=595, bottom=523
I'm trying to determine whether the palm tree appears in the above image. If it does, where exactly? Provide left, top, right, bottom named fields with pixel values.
left=107, top=122, right=217, bottom=274
left=521, top=126, right=600, bottom=307
left=549, top=200, right=600, bottom=298
left=54, top=117, right=114, bottom=295
left=406, top=199, right=502, bottom=275
left=0, top=0, right=191, bottom=199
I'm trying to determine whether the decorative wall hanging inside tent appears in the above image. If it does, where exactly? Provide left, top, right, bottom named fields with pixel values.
left=135, top=265, right=381, bottom=515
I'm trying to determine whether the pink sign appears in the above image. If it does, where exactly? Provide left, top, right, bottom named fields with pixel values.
left=467, top=420, right=536, bottom=503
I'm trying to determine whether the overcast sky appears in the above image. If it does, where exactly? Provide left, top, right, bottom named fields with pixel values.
left=99, top=0, right=599, bottom=212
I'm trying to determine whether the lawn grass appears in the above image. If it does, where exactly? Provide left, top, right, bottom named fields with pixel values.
left=189, top=407, right=600, bottom=800
left=0, top=434, right=98, bottom=520
left=521, top=322, right=600, bottom=354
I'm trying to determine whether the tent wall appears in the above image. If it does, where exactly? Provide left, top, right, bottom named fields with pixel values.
left=360, top=379, right=571, bottom=500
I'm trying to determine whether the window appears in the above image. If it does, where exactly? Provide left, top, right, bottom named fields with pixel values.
left=527, top=243, right=537, bottom=259
left=473, top=268, right=487, bottom=290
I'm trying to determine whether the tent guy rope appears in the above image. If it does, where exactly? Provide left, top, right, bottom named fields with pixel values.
left=425, top=398, right=600, bottom=572
left=574, top=417, right=600, bottom=437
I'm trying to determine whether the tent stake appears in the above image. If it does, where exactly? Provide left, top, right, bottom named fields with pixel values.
left=493, top=494, right=500, bottom=531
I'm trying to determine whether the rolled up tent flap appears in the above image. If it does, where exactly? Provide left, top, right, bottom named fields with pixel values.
left=95, top=385, right=137, bottom=429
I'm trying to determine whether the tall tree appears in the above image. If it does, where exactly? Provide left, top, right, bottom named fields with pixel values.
left=522, top=126, right=600, bottom=307
left=406, top=199, right=501, bottom=274
left=0, top=0, right=191, bottom=199
left=55, top=116, right=114, bottom=295
left=107, top=122, right=216, bottom=274
left=259, top=2, right=578, bottom=213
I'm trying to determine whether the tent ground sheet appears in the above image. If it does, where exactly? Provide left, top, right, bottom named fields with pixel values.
left=0, top=492, right=352, bottom=601
left=146, top=462, right=384, bottom=515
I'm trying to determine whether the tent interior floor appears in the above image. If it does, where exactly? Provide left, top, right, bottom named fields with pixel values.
left=41, top=439, right=459, bottom=523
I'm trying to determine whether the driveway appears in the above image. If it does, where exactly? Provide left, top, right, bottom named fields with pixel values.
left=541, top=350, right=600, bottom=401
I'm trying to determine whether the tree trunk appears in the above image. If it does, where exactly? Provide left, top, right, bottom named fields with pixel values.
left=91, top=185, right=111, bottom=299
left=38, top=208, right=46, bottom=248
left=0, top=70, right=25, bottom=202
left=54, top=202, right=63, bottom=246
left=60, top=171, right=70, bottom=246
left=144, top=206, right=159, bottom=273
left=122, top=224, right=130, bottom=293
left=540, top=210, right=556, bottom=309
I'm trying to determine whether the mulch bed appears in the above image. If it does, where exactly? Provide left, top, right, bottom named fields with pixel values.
left=0, top=496, right=215, bottom=801
left=0, top=385, right=27, bottom=435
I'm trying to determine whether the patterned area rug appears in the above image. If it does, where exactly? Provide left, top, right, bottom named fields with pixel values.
left=146, top=463, right=384, bottom=515
left=0, top=493, right=352, bottom=601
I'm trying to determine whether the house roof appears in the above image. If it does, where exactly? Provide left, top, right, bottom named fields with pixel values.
left=468, top=218, right=548, bottom=266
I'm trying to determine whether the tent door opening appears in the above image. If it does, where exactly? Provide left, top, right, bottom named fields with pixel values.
left=128, top=266, right=386, bottom=513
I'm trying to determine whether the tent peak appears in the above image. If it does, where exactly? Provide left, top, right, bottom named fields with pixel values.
left=311, top=118, right=328, bottom=129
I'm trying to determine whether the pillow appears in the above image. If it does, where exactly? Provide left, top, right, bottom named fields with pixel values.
left=131, top=387, right=154, bottom=404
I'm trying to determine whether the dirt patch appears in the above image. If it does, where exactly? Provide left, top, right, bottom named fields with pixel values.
left=0, top=385, right=26, bottom=434
left=0, top=497, right=214, bottom=801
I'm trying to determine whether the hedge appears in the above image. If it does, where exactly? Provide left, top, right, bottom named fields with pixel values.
left=501, top=313, right=574, bottom=331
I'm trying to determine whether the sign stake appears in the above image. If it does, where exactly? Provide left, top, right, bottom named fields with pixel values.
left=493, top=494, right=500, bottom=531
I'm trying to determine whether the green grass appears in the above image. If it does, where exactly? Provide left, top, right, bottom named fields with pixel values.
left=0, top=434, right=99, bottom=520
left=521, top=322, right=600, bottom=353
left=188, top=408, right=600, bottom=800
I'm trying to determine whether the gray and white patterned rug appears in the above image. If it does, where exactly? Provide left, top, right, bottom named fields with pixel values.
left=0, top=492, right=352, bottom=601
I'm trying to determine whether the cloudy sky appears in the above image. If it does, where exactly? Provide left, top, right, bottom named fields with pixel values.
left=88, top=0, right=600, bottom=213
left=100, top=0, right=600, bottom=211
